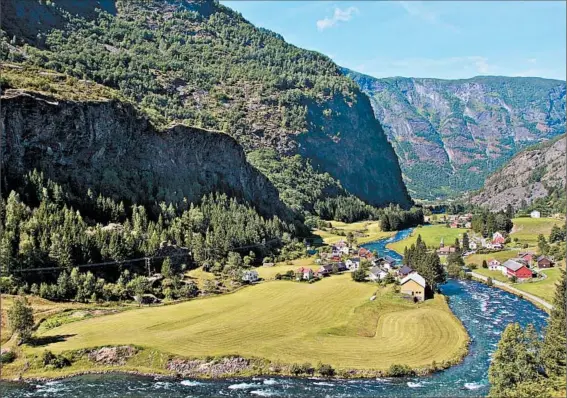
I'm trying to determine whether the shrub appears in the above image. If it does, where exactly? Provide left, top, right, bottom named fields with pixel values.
left=41, top=350, right=71, bottom=368
left=316, top=362, right=335, bottom=377
left=0, top=351, right=16, bottom=364
left=487, top=277, right=493, bottom=286
left=388, top=364, right=415, bottom=377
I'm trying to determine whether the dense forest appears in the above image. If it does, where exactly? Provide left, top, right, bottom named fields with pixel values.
left=0, top=170, right=302, bottom=300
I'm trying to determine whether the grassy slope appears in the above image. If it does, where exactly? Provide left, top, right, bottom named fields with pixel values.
left=512, top=267, right=564, bottom=303
left=387, top=225, right=468, bottom=254
left=510, top=217, right=563, bottom=245
left=29, top=274, right=467, bottom=371
left=313, top=220, right=394, bottom=245
left=0, top=295, right=93, bottom=345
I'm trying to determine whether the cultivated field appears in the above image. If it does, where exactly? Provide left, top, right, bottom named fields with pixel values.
left=510, top=217, right=563, bottom=246
left=387, top=225, right=468, bottom=254
left=31, top=274, right=468, bottom=370
left=313, top=220, right=394, bottom=245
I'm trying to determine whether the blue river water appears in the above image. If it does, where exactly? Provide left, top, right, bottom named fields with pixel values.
left=2, top=228, right=549, bottom=397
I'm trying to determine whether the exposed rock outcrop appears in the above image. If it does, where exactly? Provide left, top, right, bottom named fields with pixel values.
left=469, top=136, right=566, bottom=210
left=0, top=90, right=291, bottom=221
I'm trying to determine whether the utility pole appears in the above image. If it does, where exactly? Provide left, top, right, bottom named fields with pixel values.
left=145, top=257, right=151, bottom=276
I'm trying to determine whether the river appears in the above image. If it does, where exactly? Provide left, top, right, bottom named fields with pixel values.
left=2, top=228, right=549, bottom=397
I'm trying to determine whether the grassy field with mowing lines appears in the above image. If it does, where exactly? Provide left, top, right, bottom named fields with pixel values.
left=387, top=225, right=468, bottom=254
left=473, top=268, right=512, bottom=283
left=510, top=217, right=563, bottom=245
left=313, top=221, right=394, bottom=245
left=30, top=274, right=468, bottom=371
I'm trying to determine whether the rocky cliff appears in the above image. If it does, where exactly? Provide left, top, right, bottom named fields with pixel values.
left=1, top=0, right=411, bottom=209
left=469, top=135, right=566, bottom=211
left=345, top=69, right=566, bottom=200
left=1, top=89, right=291, bottom=221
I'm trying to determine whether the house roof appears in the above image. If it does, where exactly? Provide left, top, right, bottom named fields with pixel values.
left=384, top=255, right=397, bottom=263
left=400, top=273, right=426, bottom=288
left=398, top=265, right=413, bottom=275
left=502, top=259, right=526, bottom=272
left=297, top=267, right=312, bottom=273
left=537, top=255, right=552, bottom=262
left=369, top=266, right=385, bottom=276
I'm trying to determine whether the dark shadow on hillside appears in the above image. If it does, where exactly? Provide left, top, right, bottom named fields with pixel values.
left=28, top=334, right=76, bottom=347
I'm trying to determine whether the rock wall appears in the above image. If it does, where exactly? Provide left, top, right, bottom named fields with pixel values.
left=1, top=91, right=291, bottom=221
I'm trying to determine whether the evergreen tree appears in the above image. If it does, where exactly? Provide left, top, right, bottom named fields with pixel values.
left=8, top=297, right=34, bottom=344
left=462, top=233, right=469, bottom=251
left=488, top=323, right=541, bottom=397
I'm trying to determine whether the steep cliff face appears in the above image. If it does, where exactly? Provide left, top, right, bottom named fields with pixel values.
left=1, top=0, right=412, bottom=209
left=469, top=136, right=566, bottom=211
left=345, top=69, right=566, bottom=200
left=1, top=90, right=291, bottom=221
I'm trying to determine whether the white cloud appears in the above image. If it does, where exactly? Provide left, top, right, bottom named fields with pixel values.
left=397, top=1, right=459, bottom=33
left=316, top=6, right=359, bottom=31
left=526, top=58, right=537, bottom=64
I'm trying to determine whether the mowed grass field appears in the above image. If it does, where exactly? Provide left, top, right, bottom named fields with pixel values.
left=510, top=217, right=563, bottom=245
left=313, top=220, right=394, bottom=245
left=33, top=274, right=468, bottom=370
left=1, top=295, right=90, bottom=345
left=513, top=267, right=565, bottom=303
left=387, top=225, right=468, bottom=254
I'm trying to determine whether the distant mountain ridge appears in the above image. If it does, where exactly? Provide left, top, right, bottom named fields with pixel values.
left=344, top=68, right=566, bottom=200
left=469, top=134, right=566, bottom=211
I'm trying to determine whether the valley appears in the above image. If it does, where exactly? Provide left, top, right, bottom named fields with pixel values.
left=0, top=1, right=565, bottom=397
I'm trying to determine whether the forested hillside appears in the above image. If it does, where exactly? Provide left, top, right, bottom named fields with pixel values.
left=345, top=69, right=566, bottom=200
left=1, top=0, right=411, bottom=208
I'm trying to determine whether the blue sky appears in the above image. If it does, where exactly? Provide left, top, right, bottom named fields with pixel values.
left=221, top=1, right=566, bottom=80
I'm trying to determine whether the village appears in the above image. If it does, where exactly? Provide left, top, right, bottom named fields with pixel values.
left=240, top=209, right=560, bottom=304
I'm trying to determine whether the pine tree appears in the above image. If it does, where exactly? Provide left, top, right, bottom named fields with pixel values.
left=462, top=233, right=469, bottom=251
left=488, top=323, right=541, bottom=397
left=7, top=297, right=34, bottom=344
left=541, top=268, right=566, bottom=378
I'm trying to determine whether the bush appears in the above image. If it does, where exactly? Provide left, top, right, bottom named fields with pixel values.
left=468, top=263, right=478, bottom=270
left=316, top=362, right=335, bottom=377
left=387, top=364, right=415, bottom=377
left=0, top=351, right=16, bottom=364
left=487, top=277, right=493, bottom=286
left=41, top=350, right=71, bottom=369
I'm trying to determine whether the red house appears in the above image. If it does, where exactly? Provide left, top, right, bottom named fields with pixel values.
left=503, top=259, right=532, bottom=280
left=358, top=247, right=374, bottom=260
left=492, top=232, right=506, bottom=245
left=519, top=252, right=535, bottom=264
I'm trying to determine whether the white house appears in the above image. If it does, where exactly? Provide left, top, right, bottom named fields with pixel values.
left=368, top=266, right=388, bottom=281
left=242, top=270, right=259, bottom=283
left=346, top=257, right=361, bottom=271
left=488, top=259, right=502, bottom=272
left=530, top=210, right=541, bottom=219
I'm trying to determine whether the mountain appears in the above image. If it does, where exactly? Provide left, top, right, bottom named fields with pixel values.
left=469, top=135, right=566, bottom=211
left=0, top=0, right=411, bottom=209
left=344, top=69, right=566, bottom=200
left=0, top=64, right=292, bottom=222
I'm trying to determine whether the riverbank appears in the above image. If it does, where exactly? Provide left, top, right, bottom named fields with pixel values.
left=1, top=279, right=549, bottom=397
left=469, top=272, right=552, bottom=312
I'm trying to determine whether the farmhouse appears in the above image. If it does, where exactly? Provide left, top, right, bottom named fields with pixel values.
left=242, top=270, right=259, bottom=283
left=519, top=252, right=535, bottom=264
left=397, top=265, right=414, bottom=278
left=536, top=255, right=554, bottom=268
left=488, top=259, right=502, bottom=271
left=368, top=266, right=388, bottom=281
left=502, top=259, right=532, bottom=280
left=530, top=210, right=541, bottom=218
left=346, top=257, right=361, bottom=271
left=400, top=273, right=427, bottom=302
left=358, top=247, right=374, bottom=260
left=296, top=267, right=314, bottom=281
left=492, top=232, right=506, bottom=245
left=318, top=264, right=334, bottom=275
left=437, top=246, right=457, bottom=255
